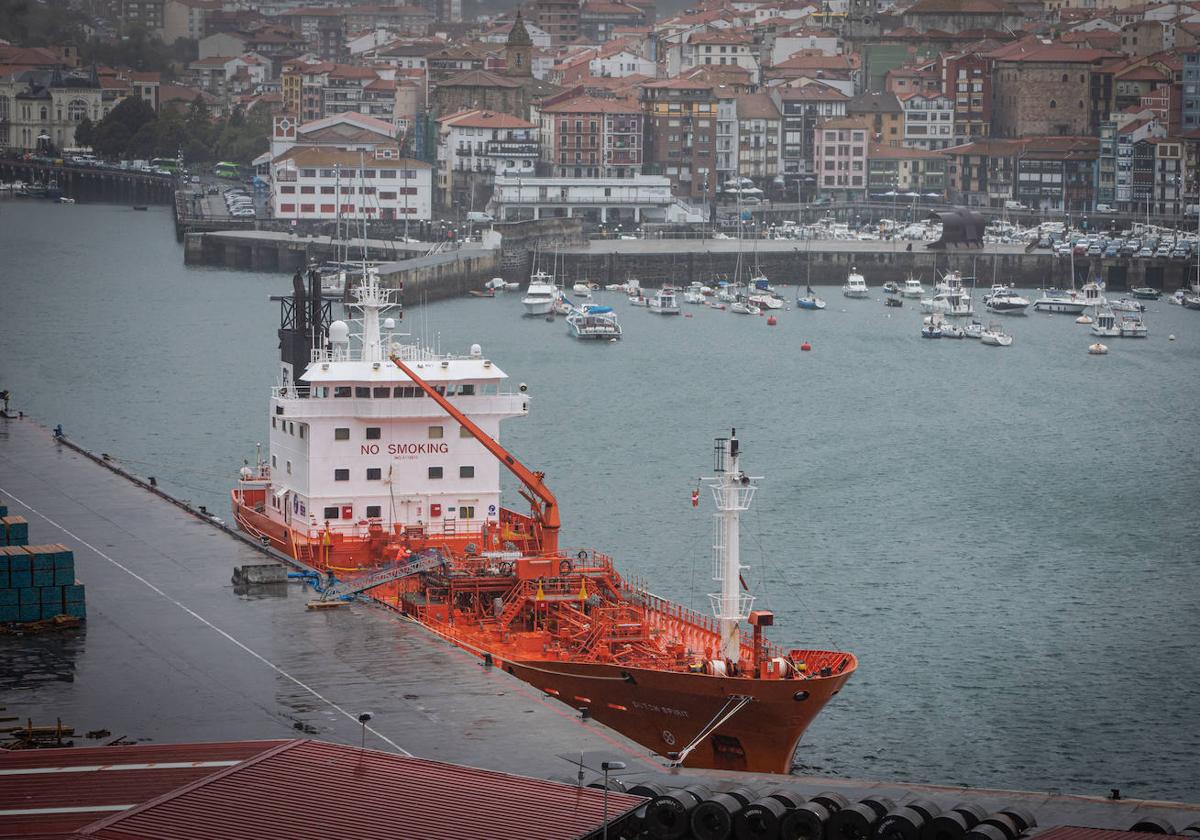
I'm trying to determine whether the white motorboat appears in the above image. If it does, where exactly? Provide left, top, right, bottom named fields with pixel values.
left=567, top=304, right=622, bottom=339
left=901, top=275, right=925, bottom=298
left=648, top=286, right=681, bottom=315
left=964, top=319, right=984, bottom=339
left=842, top=268, right=869, bottom=298
left=941, top=322, right=965, bottom=339
left=730, top=299, right=761, bottom=315
left=749, top=292, right=785, bottom=310
left=1090, top=308, right=1121, bottom=337
left=1118, top=314, right=1148, bottom=338
left=934, top=269, right=968, bottom=294
left=628, top=292, right=650, bottom=307
left=921, top=290, right=974, bottom=317
left=1108, top=297, right=1146, bottom=313
left=1080, top=278, right=1107, bottom=310
left=1033, top=288, right=1087, bottom=314
left=980, top=322, right=1013, bottom=346
left=571, top=282, right=593, bottom=298
left=683, top=290, right=706, bottom=305
left=522, top=270, right=557, bottom=316
left=984, top=287, right=1031, bottom=315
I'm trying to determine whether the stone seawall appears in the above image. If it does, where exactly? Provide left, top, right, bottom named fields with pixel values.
left=554, top=244, right=1200, bottom=292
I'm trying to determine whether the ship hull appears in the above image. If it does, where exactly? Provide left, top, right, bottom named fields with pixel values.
left=233, top=493, right=853, bottom=774
left=498, top=658, right=851, bottom=774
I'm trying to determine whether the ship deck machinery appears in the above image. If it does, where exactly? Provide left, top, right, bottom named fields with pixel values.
left=374, top=354, right=856, bottom=774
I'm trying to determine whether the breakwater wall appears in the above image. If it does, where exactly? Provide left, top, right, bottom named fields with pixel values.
left=0, top=160, right=175, bottom=204
left=555, top=246, right=1200, bottom=292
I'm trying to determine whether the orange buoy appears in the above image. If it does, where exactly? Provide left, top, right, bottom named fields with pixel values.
left=801, top=341, right=812, bottom=351
left=767, top=316, right=777, bottom=326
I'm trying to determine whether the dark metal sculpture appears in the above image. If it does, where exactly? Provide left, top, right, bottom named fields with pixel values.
left=926, top=208, right=985, bottom=250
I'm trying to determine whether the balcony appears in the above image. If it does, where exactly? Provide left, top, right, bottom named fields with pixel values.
left=486, top=141, right=539, bottom=157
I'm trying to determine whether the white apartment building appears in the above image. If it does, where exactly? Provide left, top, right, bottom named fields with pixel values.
left=490, top=174, right=676, bottom=223
left=899, top=92, right=955, bottom=151
left=273, top=146, right=433, bottom=222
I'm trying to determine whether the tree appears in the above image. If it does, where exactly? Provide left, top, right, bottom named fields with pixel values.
left=92, top=120, right=132, bottom=159
left=74, top=116, right=94, bottom=149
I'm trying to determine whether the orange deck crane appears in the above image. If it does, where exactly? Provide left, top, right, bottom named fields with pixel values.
left=389, top=354, right=561, bottom=555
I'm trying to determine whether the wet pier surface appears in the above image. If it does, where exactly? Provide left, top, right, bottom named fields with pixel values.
left=2, top=415, right=1198, bottom=830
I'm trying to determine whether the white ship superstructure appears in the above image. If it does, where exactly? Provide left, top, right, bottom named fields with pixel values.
left=248, top=269, right=528, bottom=543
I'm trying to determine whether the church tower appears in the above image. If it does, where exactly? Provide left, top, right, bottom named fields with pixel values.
left=505, top=10, right=533, bottom=78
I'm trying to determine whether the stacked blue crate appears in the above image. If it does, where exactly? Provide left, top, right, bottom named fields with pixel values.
left=0, top=542, right=84, bottom=623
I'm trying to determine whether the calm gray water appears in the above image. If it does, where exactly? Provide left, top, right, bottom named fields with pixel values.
left=2, top=200, right=1198, bottom=801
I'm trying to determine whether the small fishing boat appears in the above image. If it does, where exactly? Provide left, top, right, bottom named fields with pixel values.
left=1090, top=308, right=1121, bottom=337
left=648, top=286, right=681, bottom=315
left=1118, top=314, right=1148, bottom=338
left=730, top=299, right=761, bottom=315
left=571, top=282, right=593, bottom=298
left=882, top=281, right=901, bottom=296
left=1130, top=287, right=1161, bottom=300
left=964, top=319, right=984, bottom=339
left=132, top=205, right=149, bottom=211
left=940, top=322, right=965, bottom=339
left=980, top=322, right=1013, bottom=346
left=57, top=196, right=76, bottom=204
left=796, top=284, right=826, bottom=310
left=901, top=276, right=925, bottom=298
left=884, top=295, right=903, bottom=308
left=842, top=268, right=869, bottom=299
left=628, top=293, right=650, bottom=307
left=468, top=288, right=495, bottom=298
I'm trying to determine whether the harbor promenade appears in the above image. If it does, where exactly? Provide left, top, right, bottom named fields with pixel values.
left=2, top=416, right=1200, bottom=829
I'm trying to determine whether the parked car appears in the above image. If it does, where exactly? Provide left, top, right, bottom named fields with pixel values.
left=1004, top=200, right=1027, bottom=210
left=1095, top=204, right=1114, bottom=213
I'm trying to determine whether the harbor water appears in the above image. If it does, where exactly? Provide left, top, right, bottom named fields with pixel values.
left=1, top=200, right=1198, bottom=801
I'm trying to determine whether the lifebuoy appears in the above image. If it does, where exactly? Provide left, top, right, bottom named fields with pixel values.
left=576, top=549, right=588, bottom=561
left=559, top=559, right=573, bottom=575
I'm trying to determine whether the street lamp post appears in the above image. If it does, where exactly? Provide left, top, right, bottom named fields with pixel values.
left=600, top=760, right=626, bottom=840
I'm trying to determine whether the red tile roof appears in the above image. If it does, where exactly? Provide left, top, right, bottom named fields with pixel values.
left=439, top=107, right=536, bottom=128
left=541, top=92, right=640, bottom=113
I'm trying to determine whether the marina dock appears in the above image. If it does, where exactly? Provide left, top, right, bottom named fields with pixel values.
left=2, top=414, right=1199, bottom=833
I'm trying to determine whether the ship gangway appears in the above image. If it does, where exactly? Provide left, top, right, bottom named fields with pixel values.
left=314, top=550, right=447, bottom=604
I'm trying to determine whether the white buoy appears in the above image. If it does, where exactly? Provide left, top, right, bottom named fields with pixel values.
left=1169, top=334, right=1176, bottom=341
left=1076, top=314, right=1093, bottom=324
left=1088, top=342, right=1108, bottom=355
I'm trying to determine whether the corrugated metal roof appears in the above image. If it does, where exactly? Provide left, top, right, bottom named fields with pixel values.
left=79, top=740, right=643, bottom=840
left=1033, top=828, right=1192, bottom=840
left=0, top=741, right=286, bottom=839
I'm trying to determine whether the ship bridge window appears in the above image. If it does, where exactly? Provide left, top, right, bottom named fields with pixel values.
left=335, top=427, right=350, bottom=440
left=428, top=425, right=444, bottom=439
left=366, top=427, right=381, bottom=440
left=366, top=467, right=382, bottom=480
left=323, top=506, right=339, bottom=520
left=373, top=387, right=390, bottom=398
left=460, top=384, right=475, bottom=396
left=356, top=387, right=371, bottom=398
left=428, top=466, right=444, bottom=479
left=272, top=417, right=277, bottom=428
left=334, top=386, right=351, bottom=398
left=366, top=505, right=382, bottom=518
left=459, top=426, right=472, bottom=438
left=460, top=466, right=475, bottom=478
left=315, top=386, right=329, bottom=398
left=334, top=468, right=350, bottom=481
left=394, top=386, right=422, bottom=398
left=459, top=505, right=475, bottom=519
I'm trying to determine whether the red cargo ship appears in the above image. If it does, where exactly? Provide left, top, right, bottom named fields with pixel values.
left=233, top=270, right=855, bottom=773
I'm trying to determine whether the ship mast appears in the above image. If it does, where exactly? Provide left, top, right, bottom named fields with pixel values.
left=703, top=431, right=758, bottom=664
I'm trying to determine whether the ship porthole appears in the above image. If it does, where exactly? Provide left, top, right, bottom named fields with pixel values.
left=794, top=690, right=810, bottom=701
left=662, top=730, right=676, bottom=746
